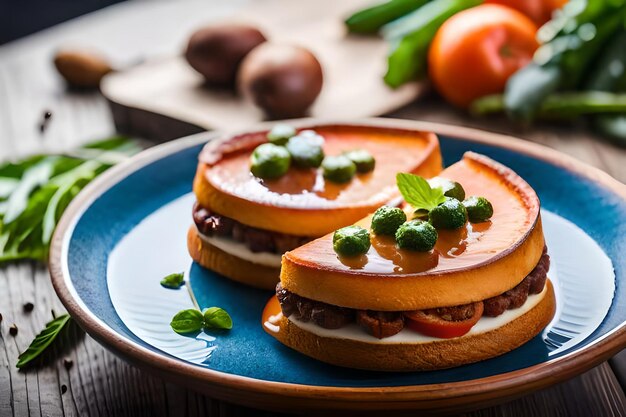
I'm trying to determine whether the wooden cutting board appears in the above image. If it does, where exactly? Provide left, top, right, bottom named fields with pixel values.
left=101, top=0, right=425, bottom=135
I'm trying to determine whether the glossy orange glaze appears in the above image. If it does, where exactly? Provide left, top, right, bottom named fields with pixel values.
left=205, top=128, right=436, bottom=210
left=286, top=152, right=539, bottom=276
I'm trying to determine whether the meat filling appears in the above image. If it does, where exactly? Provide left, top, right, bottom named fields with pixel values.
left=193, top=203, right=314, bottom=254
left=277, top=248, right=550, bottom=339
left=424, top=303, right=476, bottom=321
left=483, top=246, right=549, bottom=316
left=356, top=311, right=405, bottom=339
left=276, top=284, right=353, bottom=329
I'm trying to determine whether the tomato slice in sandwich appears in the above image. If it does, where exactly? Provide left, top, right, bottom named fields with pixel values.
left=404, top=302, right=484, bottom=339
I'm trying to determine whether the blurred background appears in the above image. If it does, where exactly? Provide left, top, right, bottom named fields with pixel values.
left=1, top=0, right=124, bottom=44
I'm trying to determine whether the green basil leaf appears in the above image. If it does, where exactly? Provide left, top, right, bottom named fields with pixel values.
left=74, top=136, right=141, bottom=164
left=83, top=135, right=136, bottom=151
left=3, top=158, right=56, bottom=224
left=0, top=155, right=46, bottom=179
left=41, top=183, right=73, bottom=245
left=42, top=162, right=99, bottom=244
left=50, top=158, right=84, bottom=177
left=49, top=160, right=100, bottom=187
left=396, top=173, right=445, bottom=213
left=170, top=309, right=204, bottom=334
left=0, top=232, right=18, bottom=261
left=0, top=178, right=18, bottom=199
left=0, top=136, right=139, bottom=265
left=160, top=272, right=185, bottom=289
left=16, top=314, right=71, bottom=369
left=203, top=307, right=233, bottom=330
left=4, top=183, right=55, bottom=231
left=0, top=238, right=45, bottom=263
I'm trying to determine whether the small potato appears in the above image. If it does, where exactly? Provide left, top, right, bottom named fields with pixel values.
left=185, top=24, right=266, bottom=86
left=238, top=43, right=323, bottom=118
left=53, top=49, right=113, bottom=88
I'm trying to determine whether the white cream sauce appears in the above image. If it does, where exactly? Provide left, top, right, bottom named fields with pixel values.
left=197, top=228, right=283, bottom=268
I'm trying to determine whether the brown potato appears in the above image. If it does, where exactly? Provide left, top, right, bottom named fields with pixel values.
left=185, top=24, right=266, bottom=86
left=53, top=49, right=113, bottom=88
left=238, top=43, right=323, bottom=118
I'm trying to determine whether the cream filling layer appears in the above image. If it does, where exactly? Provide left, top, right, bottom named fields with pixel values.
left=196, top=228, right=283, bottom=268
left=272, top=285, right=548, bottom=344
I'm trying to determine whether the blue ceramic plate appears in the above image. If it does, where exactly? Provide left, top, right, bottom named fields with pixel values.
left=50, top=119, right=626, bottom=413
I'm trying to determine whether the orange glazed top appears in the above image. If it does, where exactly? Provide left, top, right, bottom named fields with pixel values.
left=200, top=125, right=441, bottom=211
left=283, top=152, right=541, bottom=276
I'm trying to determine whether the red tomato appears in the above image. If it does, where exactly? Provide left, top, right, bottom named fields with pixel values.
left=428, top=4, right=539, bottom=108
left=404, top=302, right=484, bottom=339
left=485, top=0, right=568, bottom=25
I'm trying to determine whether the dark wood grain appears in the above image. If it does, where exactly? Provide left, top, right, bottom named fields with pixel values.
left=611, top=350, right=626, bottom=392
left=0, top=0, right=625, bottom=416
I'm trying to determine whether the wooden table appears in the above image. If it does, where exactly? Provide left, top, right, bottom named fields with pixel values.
left=1, top=1, right=625, bottom=416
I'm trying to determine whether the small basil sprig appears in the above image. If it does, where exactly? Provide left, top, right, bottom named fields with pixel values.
left=170, top=307, right=233, bottom=334
left=162, top=271, right=233, bottom=334
left=203, top=307, right=233, bottom=330
left=396, top=173, right=445, bottom=214
left=16, top=314, right=71, bottom=369
left=170, top=309, right=204, bottom=334
left=160, top=272, right=185, bottom=289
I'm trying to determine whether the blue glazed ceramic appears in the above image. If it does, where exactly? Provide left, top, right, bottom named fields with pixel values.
left=50, top=119, right=626, bottom=412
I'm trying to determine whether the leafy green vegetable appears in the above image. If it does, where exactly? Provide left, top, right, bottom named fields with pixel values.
left=396, top=173, right=445, bottom=212
left=0, top=178, right=18, bottom=199
left=586, top=29, right=626, bottom=146
left=16, top=314, right=71, bottom=369
left=504, top=0, right=626, bottom=122
left=203, top=307, right=233, bottom=330
left=382, top=0, right=481, bottom=87
left=3, top=158, right=56, bottom=224
left=0, top=137, right=139, bottom=264
left=161, top=272, right=185, bottom=289
left=345, top=0, right=429, bottom=34
left=170, top=309, right=205, bottom=334
left=472, top=92, right=626, bottom=118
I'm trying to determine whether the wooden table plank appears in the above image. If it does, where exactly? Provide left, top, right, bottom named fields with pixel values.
left=0, top=1, right=624, bottom=416
left=611, top=350, right=626, bottom=392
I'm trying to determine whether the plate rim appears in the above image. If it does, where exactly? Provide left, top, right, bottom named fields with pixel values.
left=49, top=118, right=626, bottom=411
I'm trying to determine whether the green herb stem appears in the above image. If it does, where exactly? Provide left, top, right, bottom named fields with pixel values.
left=16, top=314, right=71, bottom=369
left=187, top=282, right=201, bottom=311
left=472, top=91, right=626, bottom=119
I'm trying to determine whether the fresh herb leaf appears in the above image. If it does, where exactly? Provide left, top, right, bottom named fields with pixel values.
left=170, top=309, right=204, bottom=334
left=16, top=314, right=71, bottom=369
left=83, top=135, right=139, bottom=151
left=161, top=272, right=185, bottom=289
left=396, top=173, right=445, bottom=213
left=42, top=161, right=99, bottom=244
left=4, top=159, right=56, bottom=224
left=0, top=155, right=47, bottom=179
left=203, top=307, right=233, bottom=330
left=0, top=178, right=18, bottom=199
left=0, top=137, right=138, bottom=264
